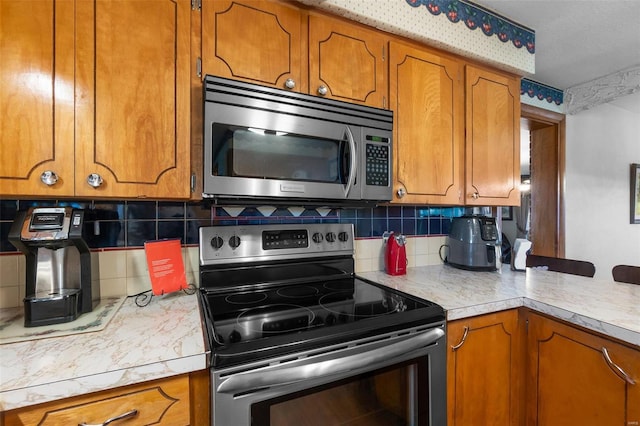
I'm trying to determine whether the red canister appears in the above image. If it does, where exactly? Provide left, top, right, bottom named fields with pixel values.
left=385, top=232, right=407, bottom=275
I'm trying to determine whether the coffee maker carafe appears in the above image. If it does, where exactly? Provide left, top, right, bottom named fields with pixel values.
left=8, top=207, right=100, bottom=327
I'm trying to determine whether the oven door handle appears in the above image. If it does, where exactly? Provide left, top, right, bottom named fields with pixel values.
left=216, top=327, right=444, bottom=394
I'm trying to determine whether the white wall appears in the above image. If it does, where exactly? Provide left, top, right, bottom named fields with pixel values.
left=565, top=91, right=640, bottom=279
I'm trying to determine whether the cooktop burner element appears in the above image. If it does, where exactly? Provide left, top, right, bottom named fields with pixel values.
left=198, top=224, right=445, bottom=368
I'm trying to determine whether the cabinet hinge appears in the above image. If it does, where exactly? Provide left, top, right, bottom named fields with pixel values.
left=382, top=45, right=386, bottom=61
left=196, top=57, right=202, bottom=79
left=190, top=173, right=197, bottom=193
left=383, top=96, right=386, bottom=109
left=191, top=0, right=201, bottom=11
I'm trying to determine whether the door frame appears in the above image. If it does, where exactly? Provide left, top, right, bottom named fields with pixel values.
left=521, top=104, right=566, bottom=257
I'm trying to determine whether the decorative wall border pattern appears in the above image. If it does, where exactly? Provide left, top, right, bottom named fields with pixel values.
left=406, top=0, right=535, bottom=53
left=521, top=78, right=564, bottom=106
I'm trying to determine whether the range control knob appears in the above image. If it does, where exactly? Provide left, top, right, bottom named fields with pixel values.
left=229, top=235, right=241, bottom=249
left=325, top=232, right=336, bottom=242
left=210, top=236, right=224, bottom=249
left=338, top=232, right=349, bottom=242
left=312, top=232, right=324, bottom=243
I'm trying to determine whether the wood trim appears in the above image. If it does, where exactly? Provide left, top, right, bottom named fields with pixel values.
left=190, top=369, right=211, bottom=426
left=521, top=103, right=566, bottom=258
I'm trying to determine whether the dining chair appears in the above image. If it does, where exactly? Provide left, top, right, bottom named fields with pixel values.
left=612, top=265, right=640, bottom=285
left=525, top=254, right=596, bottom=277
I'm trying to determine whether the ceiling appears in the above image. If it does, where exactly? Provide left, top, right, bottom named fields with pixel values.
left=476, top=0, right=640, bottom=91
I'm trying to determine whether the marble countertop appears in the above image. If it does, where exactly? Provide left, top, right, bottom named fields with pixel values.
left=359, top=265, right=640, bottom=348
left=2, top=265, right=639, bottom=413
left=0, top=291, right=208, bottom=412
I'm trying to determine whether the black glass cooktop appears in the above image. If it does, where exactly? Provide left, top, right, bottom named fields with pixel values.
left=200, top=276, right=444, bottom=368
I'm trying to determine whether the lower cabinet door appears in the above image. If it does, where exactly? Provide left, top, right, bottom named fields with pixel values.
left=527, top=312, right=640, bottom=426
left=447, top=309, right=524, bottom=426
left=4, top=375, right=191, bottom=425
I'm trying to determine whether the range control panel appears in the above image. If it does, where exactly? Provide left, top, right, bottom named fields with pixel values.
left=199, top=223, right=354, bottom=266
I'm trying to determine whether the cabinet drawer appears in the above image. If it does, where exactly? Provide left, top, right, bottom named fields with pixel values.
left=4, top=375, right=191, bottom=426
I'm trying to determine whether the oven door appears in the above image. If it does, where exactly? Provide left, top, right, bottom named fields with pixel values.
left=211, top=325, right=446, bottom=426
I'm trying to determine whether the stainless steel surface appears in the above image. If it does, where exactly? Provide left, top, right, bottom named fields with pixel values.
left=40, top=170, right=59, bottom=186
left=79, top=409, right=139, bottom=426
left=202, top=75, right=393, bottom=204
left=86, top=173, right=104, bottom=188
left=34, top=247, right=81, bottom=297
left=601, top=347, right=636, bottom=385
left=199, top=223, right=354, bottom=266
left=216, top=327, right=444, bottom=394
left=211, top=323, right=447, bottom=426
left=451, top=325, right=469, bottom=350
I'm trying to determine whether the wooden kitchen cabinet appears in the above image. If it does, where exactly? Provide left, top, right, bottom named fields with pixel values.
left=465, top=65, right=521, bottom=206
left=0, top=0, right=75, bottom=197
left=201, top=1, right=386, bottom=107
left=201, top=0, right=304, bottom=92
left=389, top=41, right=520, bottom=206
left=308, top=13, right=387, bottom=108
left=3, top=371, right=210, bottom=425
left=389, top=40, right=465, bottom=204
left=0, top=0, right=192, bottom=199
left=526, top=312, right=640, bottom=426
left=447, top=309, right=525, bottom=426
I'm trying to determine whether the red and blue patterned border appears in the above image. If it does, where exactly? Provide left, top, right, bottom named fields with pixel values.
left=521, top=78, right=563, bottom=105
left=406, top=0, right=535, bottom=53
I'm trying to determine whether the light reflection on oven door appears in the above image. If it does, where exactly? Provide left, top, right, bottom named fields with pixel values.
left=251, top=361, right=425, bottom=426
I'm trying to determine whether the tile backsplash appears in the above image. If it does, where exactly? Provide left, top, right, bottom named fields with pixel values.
left=0, top=199, right=472, bottom=308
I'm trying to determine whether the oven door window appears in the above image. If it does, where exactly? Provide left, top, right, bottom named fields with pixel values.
left=211, top=124, right=350, bottom=184
left=251, top=359, right=428, bottom=426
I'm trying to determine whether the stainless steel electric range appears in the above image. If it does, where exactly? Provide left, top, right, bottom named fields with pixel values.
left=198, top=223, right=446, bottom=426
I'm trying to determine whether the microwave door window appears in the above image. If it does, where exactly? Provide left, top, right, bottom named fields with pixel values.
left=219, top=127, right=346, bottom=184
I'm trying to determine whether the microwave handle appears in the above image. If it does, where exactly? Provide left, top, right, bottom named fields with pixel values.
left=216, top=327, right=445, bottom=394
left=344, top=126, right=357, bottom=197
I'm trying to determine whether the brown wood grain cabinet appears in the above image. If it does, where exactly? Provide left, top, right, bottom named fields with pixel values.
left=308, top=13, right=387, bottom=108
left=447, top=309, right=525, bottom=426
left=201, top=0, right=386, bottom=108
left=389, top=40, right=521, bottom=205
left=201, top=0, right=304, bottom=93
left=0, top=0, right=193, bottom=199
left=465, top=64, right=521, bottom=206
left=389, top=40, right=465, bottom=205
left=3, top=372, right=210, bottom=426
left=526, top=312, right=640, bottom=426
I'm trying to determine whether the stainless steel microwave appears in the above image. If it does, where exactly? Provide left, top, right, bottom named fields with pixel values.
left=202, top=76, right=393, bottom=205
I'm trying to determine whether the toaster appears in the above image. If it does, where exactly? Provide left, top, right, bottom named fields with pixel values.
left=446, top=215, right=499, bottom=271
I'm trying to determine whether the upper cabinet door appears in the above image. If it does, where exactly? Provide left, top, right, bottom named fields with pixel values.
left=389, top=41, right=464, bottom=204
left=202, top=0, right=303, bottom=92
left=0, top=0, right=75, bottom=196
left=74, top=0, right=192, bottom=198
left=465, top=65, right=521, bottom=206
left=308, top=14, right=387, bottom=108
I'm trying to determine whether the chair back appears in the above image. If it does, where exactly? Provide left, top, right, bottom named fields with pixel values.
left=526, top=254, right=596, bottom=277
left=612, top=265, right=640, bottom=285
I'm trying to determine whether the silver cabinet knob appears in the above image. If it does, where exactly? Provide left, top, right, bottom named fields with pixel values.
left=40, top=170, right=59, bottom=186
left=471, top=192, right=480, bottom=199
left=317, top=85, right=328, bottom=96
left=284, top=78, right=296, bottom=90
left=396, top=187, right=406, bottom=198
left=87, top=173, right=104, bottom=188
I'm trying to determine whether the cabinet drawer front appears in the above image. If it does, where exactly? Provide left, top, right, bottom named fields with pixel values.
left=5, top=375, right=190, bottom=426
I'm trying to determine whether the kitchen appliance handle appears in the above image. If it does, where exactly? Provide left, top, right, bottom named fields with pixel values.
left=344, top=126, right=357, bottom=197
left=217, top=327, right=444, bottom=394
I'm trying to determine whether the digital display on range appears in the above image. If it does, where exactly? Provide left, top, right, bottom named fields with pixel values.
left=262, top=230, right=309, bottom=250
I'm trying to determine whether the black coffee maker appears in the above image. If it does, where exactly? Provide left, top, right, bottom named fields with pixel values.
left=8, top=207, right=100, bottom=327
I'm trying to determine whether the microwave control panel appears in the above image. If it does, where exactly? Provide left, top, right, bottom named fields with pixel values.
left=364, top=135, right=390, bottom=187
